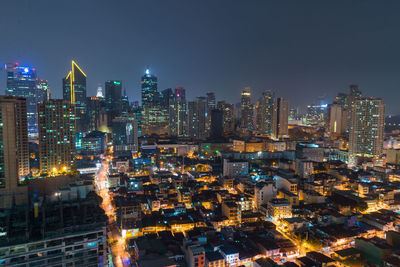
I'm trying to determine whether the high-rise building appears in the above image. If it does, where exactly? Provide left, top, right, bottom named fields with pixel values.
left=206, top=92, right=216, bottom=112
left=217, top=101, right=235, bottom=136
left=188, top=97, right=207, bottom=139
left=210, top=109, right=223, bottom=138
left=256, top=90, right=274, bottom=135
left=160, top=88, right=173, bottom=107
left=132, top=106, right=143, bottom=137
left=169, top=87, right=187, bottom=137
left=112, top=115, right=138, bottom=155
left=141, top=106, right=169, bottom=136
left=141, top=67, right=158, bottom=107
left=289, top=107, right=298, bottom=120
left=5, top=63, right=46, bottom=137
left=62, top=61, right=87, bottom=133
left=38, top=100, right=76, bottom=174
left=105, top=80, right=122, bottom=125
left=206, top=92, right=216, bottom=135
left=0, top=197, right=108, bottom=266
left=240, top=87, right=253, bottom=132
left=349, top=98, right=385, bottom=157
left=0, top=96, right=29, bottom=208
left=121, top=89, right=130, bottom=115
left=272, top=97, right=289, bottom=139
left=306, top=104, right=328, bottom=125
left=345, top=84, right=362, bottom=133
left=141, top=87, right=171, bottom=136
left=327, top=104, right=346, bottom=136
left=87, top=96, right=104, bottom=132
left=37, top=79, right=50, bottom=102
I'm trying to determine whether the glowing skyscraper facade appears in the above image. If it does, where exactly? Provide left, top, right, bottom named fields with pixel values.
left=62, top=61, right=87, bottom=133
left=141, top=67, right=158, bottom=107
left=169, top=87, right=187, bottom=137
left=5, top=63, right=47, bottom=137
left=256, top=90, right=274, bottom=135
left=188, top=97, right=207, bottom=139
left=240, top=87, right=253, bottom=132
left=38, top=100, right=76, bottom=174
left=349, top=98, right=385, bottom=157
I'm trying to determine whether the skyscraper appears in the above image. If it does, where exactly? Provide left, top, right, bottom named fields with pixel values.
left=38, top=100, right=76, bottom=174
left=62, top=60, right=87, bottom=133
left=87, top=96, right=104, bottom=132
left=0, top=96, right=29, bottom=208
left=112, top=115, right=138, bottom=156
left=141, top=67, right=158, bottom=107
left=169, top=87, right=187, bottom=137
left=141, top=87, right=171, bottom=136
left=206, top=92, right=216, bottom=135
left=217, top=101, right=235, bottom=136
left=210, top=108, right=223, bottom=138
left=206, top=92, right=216, bottom=112
left=5, top=63, right=46, bottom=137
left=37, top=79, right=50, bottom=102
left=105, top=80, right=123, bottom=126
left=240, top=87, right=253, bottom=133
left=272, top=97, right=289, bottom=139
left=141, top=106, right=169, bottom=136
left=256, top=90, right=274, bottom=135
left=349, top=98, right=385, bottom=157
left=306, top=104, right=328, bottom=125
left=345, top=84, right=362, bottom=133
left=327, top=104, right=346, bottom=137
left=188, top=97, right=207, bottom=139
left=121, top=89, right=130, bottom=115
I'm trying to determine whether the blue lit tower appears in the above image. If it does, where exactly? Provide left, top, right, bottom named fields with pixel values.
left=141, top=67, right=158, bottom=107
left=5, top=63, right=47, bottom=137
left=62, top=60, right=88, bottom=133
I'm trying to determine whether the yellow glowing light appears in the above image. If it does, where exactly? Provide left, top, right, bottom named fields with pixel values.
left=72, top=60, right=87, bottom=77
left=69, top=60, right=87, bottom=104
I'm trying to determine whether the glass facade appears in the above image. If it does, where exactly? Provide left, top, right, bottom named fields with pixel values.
left=63, top=61, right=87, bottom=133
left=5, top=63, right=46, bottom=137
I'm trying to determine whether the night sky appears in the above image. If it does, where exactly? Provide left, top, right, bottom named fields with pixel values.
left=1, top=0, right=400, bottom=113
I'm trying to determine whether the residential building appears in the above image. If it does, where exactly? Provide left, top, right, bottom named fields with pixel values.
left=240, top=87, right=253, bottom=133
left=0, top=96, right=29, bottom=208
left=267, top=198, right=292, bottom=219
left=272, top=97, right=289, bottom=139
left=223, top=159, right=248, bottom=177
left=349, top=98, right=385, bottom=157
left=38, top=100, right=76, bottom=174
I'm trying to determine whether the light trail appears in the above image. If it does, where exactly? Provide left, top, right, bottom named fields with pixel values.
left=95, top=159, right=131, bottom=267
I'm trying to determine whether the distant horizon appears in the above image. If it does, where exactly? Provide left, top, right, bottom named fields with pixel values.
left=2, top=60, right=397, bottom=116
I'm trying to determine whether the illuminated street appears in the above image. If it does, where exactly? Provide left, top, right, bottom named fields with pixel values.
left=95, top=159, right=131, bottom=267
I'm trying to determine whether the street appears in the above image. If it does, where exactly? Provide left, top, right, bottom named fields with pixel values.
left=95, top=159, right=131, bottom=267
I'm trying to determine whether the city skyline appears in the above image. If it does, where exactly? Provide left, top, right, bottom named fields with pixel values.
left=1, top=2, right=400, bottom=267
left=1, top=1, right=400, bottom=113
